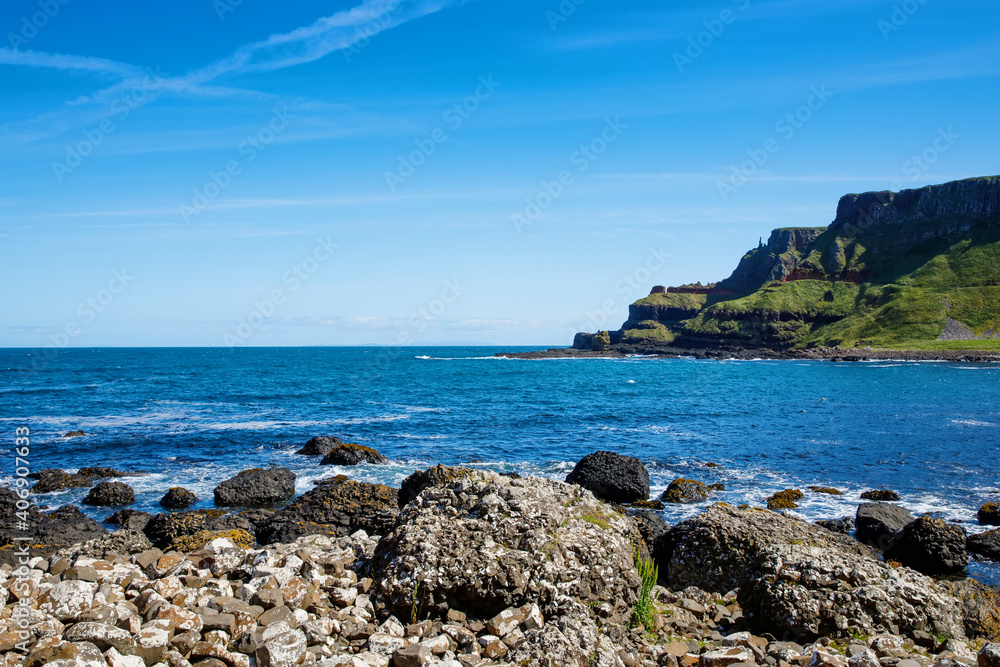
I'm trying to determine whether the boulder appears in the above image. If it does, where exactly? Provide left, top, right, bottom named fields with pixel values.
left=371, top=470, right=642, bottom=624
left=629, top=509, right=668, bottom=561
left=809, top=486, right=844, bottom=495
left=980, top=503, right=1000, bottom=526
left=862, top=490, right=900, bottom=501
left=143, top=509, right=228, bottom=549
left=320, top=442, right=388, bottom=466
left=64, top=430, right=86, bottom=437
left=31, top=471, right=93, bottom=494
left=665, top=503, right=965, bottom=642
left=662, top=478, right=708, bottom=504
left=564, top=451, right=650, bottom=504
left=82, top=481, right=134, bottom=507
left=506, top=603, right=625, bottom=667
left=78, top=467, right=143, bottom=479
left=296, top=436, right=344, bottom=456
left=105, top=510, right=151, bottom=532
left=398, top=465, right=474, bottom=508
left=214, top=467, right=296, bottom=507
left=883, top=517, right=968, bottom=575
left=160, top=487, right=198, bottom=509
left=256, top=476, right=397, bottom=544
left=855, top=502, right=914, bottom=550
left=968, top=529, right=1000, bottom=560
left=0, top=502, right=106, bottom=564
left=767, top=489, right=804, bottom=510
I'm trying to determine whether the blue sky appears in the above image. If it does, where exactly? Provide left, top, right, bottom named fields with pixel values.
left=1, top=0, right=998, bottom=347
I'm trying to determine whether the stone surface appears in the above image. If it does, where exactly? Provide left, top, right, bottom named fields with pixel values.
left=83, top=481, right=135, bottom=507
left=980, top=504, right=1000, bottom=526
left=296, top=435, right=344, bottom=456
left=371, top=470, right=641, bottom=624
left=160, top=487, right=198, bottom=509
left=662, top=479, right=709, bottom=504
left=256, top=476, right=397, bottom=544
left=214, top=467, right=296, bottom=507
left=855, top=502, right=914, bottom=550
left=666, top=503, right=965, bottom=642
left=255, top=629, right=307, bottom=667
left=883, top=516, right=968, bottom=574
left=397, top=465, right=474, bottom=508
left=321, top=442, right=388, bottom=466
left=564, top=450, right=650, bottom=503
left=969, top=529, right=1000, bottom=560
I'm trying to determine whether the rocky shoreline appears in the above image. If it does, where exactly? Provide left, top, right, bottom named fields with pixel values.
left=495, top=344, right=1000, bottom=363
left=2, top=448, right=1000, bottom=667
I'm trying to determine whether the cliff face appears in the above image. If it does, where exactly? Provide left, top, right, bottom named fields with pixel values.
left=602, top=176, right=1000, bottom=350
left=718, top=227, right=826, bottom=292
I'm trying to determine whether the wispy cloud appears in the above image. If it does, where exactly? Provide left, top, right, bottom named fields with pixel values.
left=0, top=0, right=471, bottom=143
left=0, top=48, right=145, bottom=78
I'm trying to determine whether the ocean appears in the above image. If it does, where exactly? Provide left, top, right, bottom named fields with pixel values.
left=2, top=347, right=998, bottom=583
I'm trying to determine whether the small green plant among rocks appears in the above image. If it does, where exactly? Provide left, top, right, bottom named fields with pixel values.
left=631, top=549, right=658, bottom=632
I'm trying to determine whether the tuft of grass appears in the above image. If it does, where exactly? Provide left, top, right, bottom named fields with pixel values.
left=410, top=581, right=419, bottom=624
left=631, top=549, right=658, bottom=633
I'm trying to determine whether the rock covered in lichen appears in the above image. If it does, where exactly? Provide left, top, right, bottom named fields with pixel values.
left=370, top=469, right=643, bottom=625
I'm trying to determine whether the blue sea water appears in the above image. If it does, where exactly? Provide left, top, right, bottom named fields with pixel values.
left=1, top=347, right=998, bottom=582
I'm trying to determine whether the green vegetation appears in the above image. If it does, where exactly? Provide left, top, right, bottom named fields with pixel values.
left=564, top=513, right=611, bottom=530
left=614, top=183, right=1000, bottom=350
left=631, top=550, right=658, bottom=633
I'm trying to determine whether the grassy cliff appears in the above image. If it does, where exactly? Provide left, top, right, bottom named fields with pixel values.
left=615, top=177, right=1000, bottom=350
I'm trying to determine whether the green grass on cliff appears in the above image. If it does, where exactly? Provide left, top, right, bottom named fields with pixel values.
left=633, top=292, right=708, bottom=310
left=621, top=320, right=677, bottom=345
left=674, top=231, right=1000, bottom=349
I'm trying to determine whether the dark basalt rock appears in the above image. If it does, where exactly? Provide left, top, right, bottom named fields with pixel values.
left=105, top=509, right=152, bottom=532
left=160, top=487, right=198, bottom=509
left=320, top=442, right=387, bottom=466
left=628, top=509, right=668, bottom=562
left=856, top=502, right=914, bottom=550
left=214, top=467, right=296, bottom=507
left=78, top=467, right=145, bottom=479
left=63, top=430, right=86, bottom=437
left=661, top=478, right=708, bottom=504
left=82, top=481, right=134, bottom=507
left=31, top=471, right=94, bottom=494
left=979, top=502, right=1000, bottom=526
left=816, top=517, right=855, bottom=534
left=144, top=509, right=228, bottom=549
left=968, top=529, right=1000, bottom=560
left=256, top=476, right=397, bottom=544
left=884, top=516, right=968, bottom=575
left=707, top=483, right=726, bottom=492
left=861, top=489, right=900, bottom=501
left=399, top=465, right=474, bottom=508
left=565, top=451, right=650, bottom=504
left=0, top=493, right=107, bottom=564
left=296, top=435, right=344, bottom=456
left=27, top=468, right=64, bottom=480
